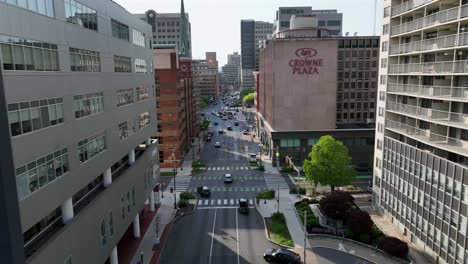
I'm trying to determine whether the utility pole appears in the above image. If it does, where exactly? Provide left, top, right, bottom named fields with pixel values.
left=277, top=183, right=280, bottom=213
left=275, top=146, right=279, bottom=170
left=304, top=212, right=307, bottom=263
left=172, top=148, right=177, bottom=209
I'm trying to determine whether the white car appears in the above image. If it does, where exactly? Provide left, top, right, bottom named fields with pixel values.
left=215, top=142, right=221, bottom=148
left=224, top=174, right=233, bottom=183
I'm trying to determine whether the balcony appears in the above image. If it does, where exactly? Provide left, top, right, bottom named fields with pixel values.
left=387, top=83, right=468, bottom=101
left=386, top=101, right=468, bottom=128
left=388, top=60, right=468, bottom=75
left=391, top=4, right=466, bottom=36
left=391, top=0, right=437, bottom=17
left=389, top=32, right=468, bottom=55
left=386, top=120, right=468, bottom=155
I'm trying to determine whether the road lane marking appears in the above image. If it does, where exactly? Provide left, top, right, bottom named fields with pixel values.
left=236, top=208, right=240, bottom=264
left=205, top=200, right=209, bottom=205
left=198, top=200, right=202, bottom=205
left=224, top=199, right=227, bottom=205
left=240, top=167, right=244, bottom=170
left=208, top=167, right=212, bottom=171
left=249, top=199, right=253, bottom=205
left=209, top=209, right=217, bottom=264
left=230, top=199, right=234, bottom=205
left=226, top=167, right=230, bottom=170
left=198, top=206, right=255, bottom=210
left=217, top=199, right=221, bottom=205
left=211, top=200, right=215, bottom=205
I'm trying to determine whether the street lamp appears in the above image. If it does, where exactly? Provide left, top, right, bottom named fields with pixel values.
left=296, top=210, right=309, bottom=264
left=172, top=148, right=177, bottom=210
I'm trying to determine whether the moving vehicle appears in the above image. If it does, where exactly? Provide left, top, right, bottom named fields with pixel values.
left=215, top=142, right=221, bottom=148
left=227, top=126, right=232, bottom=131
left=218, top=129, right=224, bottom=134
left=222, top=116, right=228, bottom=120
left=197, top=186, right=211, bottom=197
left=228, top=115, right=233, bottom=119
left=263, top=248, right=301, bottom=264
left=242, top=130, right=249, bottom=135
left=224, top=174, right=233, bottom=183
left=249, top=154, right=257, bottom=164
left=238, top=198, right=249, bottom=213
left=234, top=121, right=239, bottom=126
left=213, top=121, right=218, bottom=126
left=206, top=136, right=211, bottom=142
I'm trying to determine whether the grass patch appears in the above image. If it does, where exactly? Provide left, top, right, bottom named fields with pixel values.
left=295, top=202, right=320, bottom=229
left=256, top=190, right=275, bottom=200
left=160, top=171, right=176, bottom=177
left=180, top=192, right=196, bottom=200
left=192, top=167, right=203, bottom=174
left=265, top=213, right=294, bottom=247
left=192, top=160, right=207, bottom=168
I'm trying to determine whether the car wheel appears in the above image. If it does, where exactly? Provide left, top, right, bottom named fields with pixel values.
left=264, top=256, right=271, bottom=262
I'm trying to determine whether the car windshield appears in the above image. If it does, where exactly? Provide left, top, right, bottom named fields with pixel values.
left=277, top=249, right=297, bottom=257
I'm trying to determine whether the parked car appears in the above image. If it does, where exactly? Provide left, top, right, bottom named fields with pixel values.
left=228, top=115, right=233, bottom=119
left=227, top=126, right=232, bottom=131
left=215, top=142, right=221, bottom=148
left=224, top=174, right=233, bottom=183
left=263, top=248, right=301, bottom=264
left=206, top=136, right=211, bottom=142
left=249, top=154, right=257, bottom=163
left=218, top=129, right=224, bottom=134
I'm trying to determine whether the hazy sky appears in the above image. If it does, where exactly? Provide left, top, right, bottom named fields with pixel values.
left=115, top=0, right=382, bottom=66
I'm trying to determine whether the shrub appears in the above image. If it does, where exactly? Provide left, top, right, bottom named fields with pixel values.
left=348, top=210, right=373, bottom=235
left=309, top=198, right=320, bottom=204
left=192, top=167, right=203, bottom=174
left=192, top=160, right=207, bottom=168
left=382, top=237, right=409, bottom=258
left=280, top=167, right=295, bottom=173
left=319, top=191, right=353, bottom=220
left=290, top=187, right=306, bottom=194
left=359, top=233, right=371, bottom=244
left=345, top=228, right=354, bottom=239
left=180, top=192, right=196, bottom=200
left=256, top=190, right=275, bottom=200
left=177, top=199, right=188, bottom=208
left=376, top=235, right=386, bottom=249
left=256, top=165, right=265, bottom=171
left=370, top=225, right=384, bottom=239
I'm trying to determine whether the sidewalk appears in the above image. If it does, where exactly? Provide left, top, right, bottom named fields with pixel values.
left=160, top=134, right=205, bottom=177
left=129, top=191, right=177, bottom=264
left=256, top=190, right=310, bottom=249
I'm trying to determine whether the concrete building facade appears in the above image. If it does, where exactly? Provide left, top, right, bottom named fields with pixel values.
left=274, top=6, right=343, bottom=36
left=256, top=17, right=375, bottom=173
left=0, top=0, right=159, bottom=263
left=373, top=1, right=468, bottom=263
left=193, top=52, right=219, bottom=100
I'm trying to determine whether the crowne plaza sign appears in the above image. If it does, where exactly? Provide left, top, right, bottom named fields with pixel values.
left=288, top=48, right=323, bottom=75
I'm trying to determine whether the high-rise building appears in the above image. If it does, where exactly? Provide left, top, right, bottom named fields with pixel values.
left=193, top=52, right=219, bottom=100
left=228, top=52, right=241, bottom=66
left=0, top=0, right=159, bottom=263
left=273, top=6, right=343, bottom=36
left=374, top=2, right=468, bottom=263
left=154, top=46, right=194, bottom=168
left=135, top=0, right=192, bottom=56
left=256, top=16, right=377, bottom=173
left=221, top=52, right=241, bottom=90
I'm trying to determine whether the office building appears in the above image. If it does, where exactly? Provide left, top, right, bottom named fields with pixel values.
left=228, top=51, right=241, bottom=66
left=273, top=6, right=342, bottom=36
left=256, top=16, right=376, bottom=173
left=0, top=0, right=159, bottom=263
left=221, top=52, right=241, bottom=90
left=154, top=46, right=195, bottom=168
left=135, top=0, right=192, bottom=57
left=374, top=1, right=468, bottom=263
left=193, top=52, right=220, bottom=100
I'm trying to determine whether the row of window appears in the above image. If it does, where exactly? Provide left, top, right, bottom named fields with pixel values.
left=157, top=21, right=180, bottom=27
left=338, top=49, right=379, bottom=58
left=118, top=112, right=151, bottom=140
left=114, top=55, right=131, bottom=72
left=135, top=58, right=147, bottom=73
left=120, top=187, right=136, bottom=221
left=16, top=148, right=69, bottom=200
left=65, top=0, right=98, bottom=31
left=0, top=35, right=59, bottom=71
left=70, top=47, right=101, bottom=72
left=74, top=92, right=104, bottom=119
left=78, top=131, right=106, bottom=163
left=337, top=71, right=378, bottom=80
left=338, top=38, right=379, bottom=49
left=336, top=112, right=375, bottom=121
left=337, top=60, right=377, bottom=68
left=1, top=0, right=54, bottom=17
left=8, top=98, right=64, bottom=137
left=338, top=82, right=377, bottom=89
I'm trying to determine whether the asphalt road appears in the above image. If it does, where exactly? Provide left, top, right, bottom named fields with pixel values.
left=311, top=247, right=373, bottom=264
left=160, top=102, right=276, bottom=264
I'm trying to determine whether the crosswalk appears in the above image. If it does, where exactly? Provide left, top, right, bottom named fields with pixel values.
left=192, top=175, right=263, bottom=181
left=165, top=176, right=191, bottom=192
left=207, top=166, right=250, bottom=171
left=197, top=198, right=254, bottom=209
left=188, top=187, right=268, bottom=192
left=264, top=175, right=289, bottom=190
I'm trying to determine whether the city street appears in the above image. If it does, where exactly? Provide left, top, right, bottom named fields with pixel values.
left=159, top=103, right=280, bottom=264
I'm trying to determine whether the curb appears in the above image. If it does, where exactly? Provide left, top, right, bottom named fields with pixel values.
left=172, top=198, right=197, bottom=223
left=254, top=199, right=294, bottom=249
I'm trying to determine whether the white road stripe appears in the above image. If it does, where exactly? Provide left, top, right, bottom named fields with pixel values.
left=208, top=167, right=212, bottom=171
left=236, top=200, right=239, bottom=204
left=224, top=199, right=228, bottom=205
left=217, top=199, right=221, bottom=205
left=198, top=206, right=255, bottom=210
left=230, top=199, right=234, bottom=205
left=209, top=209, right=217, bottom=264
left=226, top=167, right=230, bottom=170
left=221, top=167, right=225, bottom=170
left=211, top=200, right=215, bottom=205
left=236, top=207, right=240, bottom=264
left=240, top=167, right=244, bottom=170
left=198, top=200, right=202, bottom=205
left=205, top=200, right=209, bottom=205
left=249, top=199, right=253, bottom=205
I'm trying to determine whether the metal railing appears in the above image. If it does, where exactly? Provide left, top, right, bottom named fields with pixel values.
left=24, top=217, right=64, bottom=258
left=392, top=0, right=437, bottom=17
left=387, top=83, right=468, bottom=100
left=389, top=32, right=468, bottom=55
left=388, top=60, right=468, bottom=74
left=387, top=102, right=468, bottom=126
left=391, top=4, right=463, bottom=35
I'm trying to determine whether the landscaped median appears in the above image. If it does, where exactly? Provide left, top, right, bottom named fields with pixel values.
left=175, top=192, right=197, bottom=218
left=191, top=160, right=207, bottom=174
left=256, top=190, right=275, bottom=201
left=265, top=212, right=294, bottom=247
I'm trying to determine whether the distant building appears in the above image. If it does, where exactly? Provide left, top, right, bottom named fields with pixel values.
left=135, top=0, right=192, bottom=56
left=274, top=6, right=342, bottom=36
left=256, top=16, right=378, bottom=173
left=193, top=52, right=219, bottom=100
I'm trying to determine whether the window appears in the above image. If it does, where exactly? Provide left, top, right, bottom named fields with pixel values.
left=74, top=92, right=104, bottom=119
left=382, top=24, right=389, bottom=35
left=379, top=91, right=386, bottom=101
left=378, top=107, right=384, bottom=116
left=380, top=75, right=387, bottom=85
left=3, top=0, right=54, bottom=17
left=0, top=35, right=60, bottom=71
left=377, top=139, right=383, bottom=150
left=378, top=122, right=384, bottom=133
left=327, top=20, right=341, bottom=26
left=132, top=29, right=145, bottom=47
left=100, top=219, right=107, bottom=246
left=118, top=120, right=134, bottom=140
left=117, top=88, right=134, bottom=107
left=136, top=86, right=149, bottom=101
left=135, top=58, right=147, bottom=73
left=381, top=41, right=388, bottom=52
left=381, top=58, right=387, bottom=68
left=114, top=55, right=131, bottom=72
left=383, top=7, right=391, bottom=17
left=138, top=112, right=150, bottom=130
left=280, top=138, right=300, bottom=147
left=111, top=19, right=129, bottom=41
left=78, top=131, right=106, bottom=163
left=15, top=148, right=69, bottom=200
left=8, top=97, right=64, bottom=137
left=64, top=0, right=97, bottom=31
left=69, top=47, right=100, bottom=72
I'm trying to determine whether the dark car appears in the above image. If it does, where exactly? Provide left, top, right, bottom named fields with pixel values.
left=206, top=136, right=211, bottom=142
left=234, top=121, right=239, bottom=126
left=213, top=121, right=218, bottom=126
left=227, top=126, right=232, bottom=131
left=263, top=248, right=301, bottom=264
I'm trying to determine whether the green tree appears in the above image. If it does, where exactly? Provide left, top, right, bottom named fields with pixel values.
left=240, top=87, right=255, bottom=98
left=243, top=92, right=254, bottom=106
left=303, top=135, right=356, bottom=192
left=200, top=96, right=210, bottom=108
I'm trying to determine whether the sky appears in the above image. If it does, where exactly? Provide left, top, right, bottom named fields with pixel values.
left=115, top=0, right=382, bottom=66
